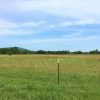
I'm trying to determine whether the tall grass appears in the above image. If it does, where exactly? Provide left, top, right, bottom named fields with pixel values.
left=0, top=54, right=100, bottom=100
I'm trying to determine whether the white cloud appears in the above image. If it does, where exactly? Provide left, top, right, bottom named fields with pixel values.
left=0, top=29, right=34, bottom=35
left=60, top=18, right=99, bottom=27
left=17, top=0, right=59, bottom=12
left=20, top=21, right=46, bottom=28
left=0, top=19, right=46, bottom=29
left=1, top=0, right=100, bottom=21
left=16, top=0, right=100, bottom=20
left=0, top=19, right=47, bottom=35
left=0, top=20, right=18, bottom=29
left=0, top=0, right=17, bottom=13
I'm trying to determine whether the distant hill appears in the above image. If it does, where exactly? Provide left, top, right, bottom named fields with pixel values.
left=0, top=47, right=33, bottom=55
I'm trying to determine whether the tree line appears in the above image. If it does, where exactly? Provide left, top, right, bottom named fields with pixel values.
left=0, top=47, right=100, bottom=55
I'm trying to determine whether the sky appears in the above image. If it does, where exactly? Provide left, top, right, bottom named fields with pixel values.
left=0, top=0, right=100, bottom=51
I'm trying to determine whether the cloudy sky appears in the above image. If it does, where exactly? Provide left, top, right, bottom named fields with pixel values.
left=0, top=0, right=100, bottom=51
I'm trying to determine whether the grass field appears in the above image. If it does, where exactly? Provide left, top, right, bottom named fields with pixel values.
left=0, top=54, right=100, bottom=100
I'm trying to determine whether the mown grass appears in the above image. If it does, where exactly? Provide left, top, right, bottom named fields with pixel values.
left=0, top=54, right=100, bottom=100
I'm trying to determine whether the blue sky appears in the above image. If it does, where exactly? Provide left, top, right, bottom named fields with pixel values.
left=0, top=0, right=100, bottom=51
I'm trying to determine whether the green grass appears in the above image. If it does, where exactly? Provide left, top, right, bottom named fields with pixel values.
left=0, top=54, right=100, bottom=100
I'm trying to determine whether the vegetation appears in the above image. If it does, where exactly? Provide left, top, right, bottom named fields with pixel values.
left=0, top=54, right=100, bottom=100
left=0, top=47, right=100, bottom=54
left=0, top=47, right=33, bottom=55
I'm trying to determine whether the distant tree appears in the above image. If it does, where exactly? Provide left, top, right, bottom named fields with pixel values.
left=89, top=49, right=100, bottom=54
left=37, top=50, right=47, bottom=54
left=0, top=47, right=100, bottom=55
left=72, top=51, right=83, bottom=54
